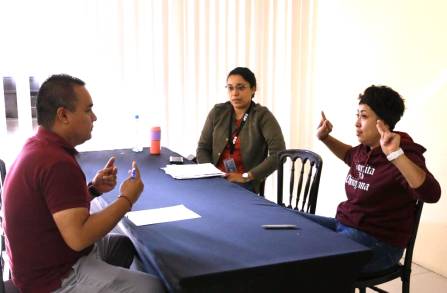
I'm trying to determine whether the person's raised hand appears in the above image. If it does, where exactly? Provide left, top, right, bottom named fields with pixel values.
left=376, top=120, right=401, bottom=155
left=92, top=157, right=118, bottom=193
left=119, top=161, right=144, bottom=204
left=316, top=111, right=333, bottom=141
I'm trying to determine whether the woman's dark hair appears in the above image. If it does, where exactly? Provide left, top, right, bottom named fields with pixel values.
left=358, top=85, right=405, bottom=130
left=37, top=74, right=85, bottom=129
left=227, top=67, right=257, bottom=89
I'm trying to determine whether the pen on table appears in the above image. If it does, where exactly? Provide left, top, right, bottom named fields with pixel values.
left=262, top=224, right=299, bottom=230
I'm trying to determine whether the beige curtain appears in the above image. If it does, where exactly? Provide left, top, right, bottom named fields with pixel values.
left=0, top=0, right=316, bottom=198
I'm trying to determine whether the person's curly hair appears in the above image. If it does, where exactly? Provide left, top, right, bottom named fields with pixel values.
left=358, top=85, right=405, bottom=130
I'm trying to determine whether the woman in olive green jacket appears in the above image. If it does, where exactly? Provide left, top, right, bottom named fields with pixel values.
left=196, top=67, right=285, bottom=193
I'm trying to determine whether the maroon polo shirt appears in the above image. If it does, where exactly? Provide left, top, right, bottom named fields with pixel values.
left=3, top=127, right=92, bottom=292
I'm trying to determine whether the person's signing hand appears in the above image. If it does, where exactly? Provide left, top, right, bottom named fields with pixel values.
left=92, top=157, right=118, bottom=193
left=119, top=161, right=144, bottom=204
left=316, top=111, right=333, bottom=141
left=376, top=120, right=401, bottom=155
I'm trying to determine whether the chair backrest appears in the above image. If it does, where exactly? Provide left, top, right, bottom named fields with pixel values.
left=0, top=245, right=6, bottom=293
left=0, top=158, right=6, bottom=292
left=0, top=159, right=5, bottom=185
left=277, top=149, right=323, bottom=214
left=0, top=259, right=18, bottom=293
left=402, top=200, right=424, bottom=273
left=257, top=147, right=269, bottom=197
left=1, top=158, right=6, bottom=218
left=0, top=159, right=18, bottom=293
left=0, top=159, right=5, bottom=196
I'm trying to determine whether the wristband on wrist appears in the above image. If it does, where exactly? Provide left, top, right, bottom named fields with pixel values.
left=387, top=148, right=404, bottom=161
left=88, top=182, right=103, bottom=198
left=118, top=194, right=133, bottom=210
left=242, top=172, right=251, bottom=183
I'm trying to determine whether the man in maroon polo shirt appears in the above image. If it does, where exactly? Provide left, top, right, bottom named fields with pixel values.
left=2, top=74, right=164, bottom=292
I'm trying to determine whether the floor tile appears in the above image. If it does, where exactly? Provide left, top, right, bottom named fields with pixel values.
left=357, top=263, right=447, bottom=293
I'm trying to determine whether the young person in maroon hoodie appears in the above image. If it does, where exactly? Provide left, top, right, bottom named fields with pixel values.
left=309, top=85, right=441, bottom=273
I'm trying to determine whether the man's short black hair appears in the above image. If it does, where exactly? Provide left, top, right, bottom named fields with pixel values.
left=37, top=74, right=85, bottom=129
left=358, top=85, right=405, bottom=130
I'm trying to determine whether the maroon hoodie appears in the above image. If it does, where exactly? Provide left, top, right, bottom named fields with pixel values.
left=336, top=132, right=441, bottom=248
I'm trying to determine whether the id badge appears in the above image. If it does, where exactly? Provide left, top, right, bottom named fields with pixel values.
left=223, top=158, right=237, bottom=172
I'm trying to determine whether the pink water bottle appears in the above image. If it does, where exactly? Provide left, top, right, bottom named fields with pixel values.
left=150, top=126, right=161, bottom=155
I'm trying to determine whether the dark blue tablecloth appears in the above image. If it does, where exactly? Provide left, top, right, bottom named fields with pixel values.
left=77, top=147, right=371, bottom=293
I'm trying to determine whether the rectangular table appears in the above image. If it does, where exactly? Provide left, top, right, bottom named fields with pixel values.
left=77, top=148, right=371, bottom=293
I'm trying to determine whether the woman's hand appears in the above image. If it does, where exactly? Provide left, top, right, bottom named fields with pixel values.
left=225, top=172, right=246, bottom=183
left=376, top=120, right=401, bottom=155
left=317, top=111, right=333, bottom=141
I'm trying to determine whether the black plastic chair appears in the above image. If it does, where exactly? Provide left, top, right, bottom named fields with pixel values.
left=277, top=149, right=323, bottom=214
left=353, top=201, right=424, bottom=293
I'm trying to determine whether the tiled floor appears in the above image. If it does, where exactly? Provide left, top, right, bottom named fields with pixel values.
left=356, top=263, right=447, bottom=293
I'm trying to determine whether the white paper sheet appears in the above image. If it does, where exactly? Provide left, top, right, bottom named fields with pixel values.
left=125, top=204, right=201, bottom=226
left=161, top=163, right=225, bottom=179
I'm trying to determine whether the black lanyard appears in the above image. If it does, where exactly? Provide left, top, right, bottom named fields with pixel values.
left=227, top=101, right=254, bottom=154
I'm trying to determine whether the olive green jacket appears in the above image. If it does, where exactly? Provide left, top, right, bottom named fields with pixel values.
left=196, top=102, right=286, bottom=192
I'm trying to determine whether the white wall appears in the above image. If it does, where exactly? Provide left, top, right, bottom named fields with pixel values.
left=312, top=0, right=447, bottom=276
